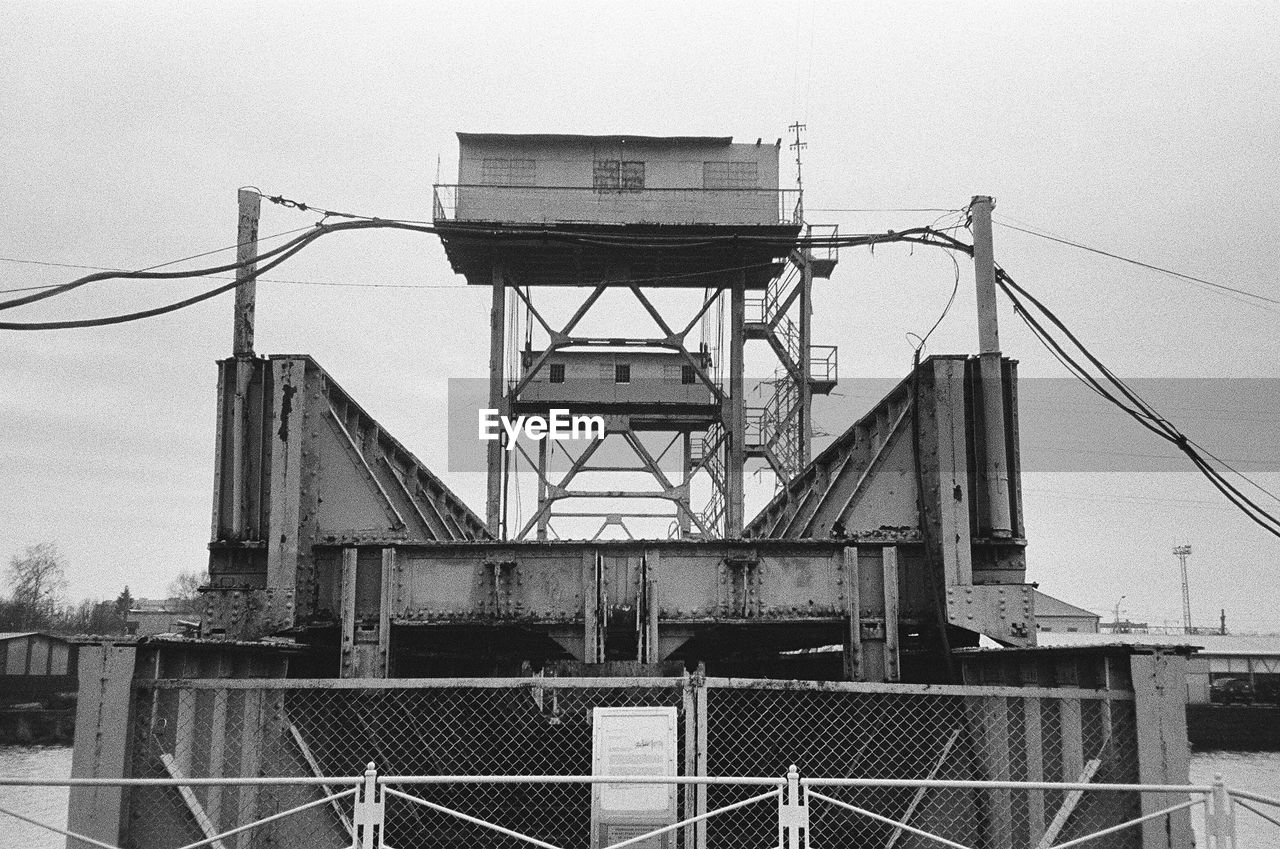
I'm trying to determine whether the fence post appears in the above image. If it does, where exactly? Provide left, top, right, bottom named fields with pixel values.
left=1209, top=773, right=1236, bottom=849
left=67, top=643, right=136, bottom=849
left=778, top=765, right=808, bottom=849
left=1130, top=650, right=1193, bottom=849
left=354, top=762, right=385, bottom=849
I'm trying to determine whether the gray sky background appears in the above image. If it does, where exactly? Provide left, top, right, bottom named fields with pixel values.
left=2, top=2, right=1277, bottom=630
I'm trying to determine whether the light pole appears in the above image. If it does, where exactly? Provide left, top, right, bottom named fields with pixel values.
left=1174, top=544, right=1193, bottom=634
left=1112, top=595, right=1127, bottom=633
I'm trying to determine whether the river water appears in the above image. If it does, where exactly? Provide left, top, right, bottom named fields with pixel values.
left=0, top=746, right=1276, bottom=848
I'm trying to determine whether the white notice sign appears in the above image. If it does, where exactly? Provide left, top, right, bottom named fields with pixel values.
left=591, top=707, right=678, bottom=849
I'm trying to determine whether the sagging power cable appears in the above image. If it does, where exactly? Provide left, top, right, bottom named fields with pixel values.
left=0, top=216, right=951, bottom=329
left=0, top=224, right=318, bottom=312
left=6, top=198, right=1276, bottom=538
left=879, top=224, right=1280, bottom=539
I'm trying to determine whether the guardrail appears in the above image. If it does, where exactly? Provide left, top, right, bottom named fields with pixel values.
left=433, top=184, right=803, bottom=226
left=2, top=766, right=1276, bottom=849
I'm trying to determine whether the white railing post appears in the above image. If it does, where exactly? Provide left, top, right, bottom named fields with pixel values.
left=778, top=765, right=808, bottom=849
left=354, top=762, right=385, bottom=849
left=1209, top=772, right=1237, bottom=848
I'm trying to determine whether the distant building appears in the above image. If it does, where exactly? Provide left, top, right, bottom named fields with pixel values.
left=1100, top=619, right=1150, bottom=634
left=127, top=598, right=201, bottom=638
left=1037, top=631, right=1280, bottom=704
left=1033, top=590, right=1100, bottom=633
left=0, top=632, right=78, bottom=702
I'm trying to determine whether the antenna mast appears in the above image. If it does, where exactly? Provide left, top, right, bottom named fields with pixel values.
left=789, top=121, right=807, bottom=223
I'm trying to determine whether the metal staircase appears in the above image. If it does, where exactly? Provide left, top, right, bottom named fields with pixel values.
left=742, top=235, right=839, bottom=487
left=691, top=224, right=841, bottom=532
left=691, top=422, right=727, bottom=535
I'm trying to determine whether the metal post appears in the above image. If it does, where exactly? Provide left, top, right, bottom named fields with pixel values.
left=378, top=548, right=394, bottom=677
left=882, top=546, right=900, bottom=682
left=694, top=667, right=709, bottom=849
left=536, top=438, right=549, bottom=540
left=969, top=196, right=1012, bottom=538
left=487, top=263, right=507, bottom=536
left=67, top=644, right=137, bottom=849
left=353, top=762, right=384, bottom=849
left=232, top=189, right=261, bottom=356
left=727, top=279, right=746, bottom=535
left=1210, top=773, right=1237, bottom=848
left=842, top=546, right=862, bottom=681
left=798, top=252, right=813, bottom=467
left=1131, top=650, right=1194, bottom=848
left=339, top=548, right=358, bottom=678
left=779, top=765, right=807, bottom=849
left=679, top=433, right=692, bottom=537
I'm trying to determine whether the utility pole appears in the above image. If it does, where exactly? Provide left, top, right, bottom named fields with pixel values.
left=1174, top=544, right=1193, bottom=634
left=969, top=196, right=1013, bottom=538
left=229, top=189, right=261, bottom=538
left=232, top=188, right=261, bottom=355
left=1220, top=608, right=1227, bottom=636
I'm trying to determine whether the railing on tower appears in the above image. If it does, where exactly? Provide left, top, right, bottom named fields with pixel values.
left=432, top=185, right=803, bottom=227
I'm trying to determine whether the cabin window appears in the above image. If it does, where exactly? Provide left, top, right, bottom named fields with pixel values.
left=615, top=364, right=631, bottom=384
left=479, top=158, right=536, bottom=186
left=549, top=363, right=565, bottom=383
left=594, top=160, right=645, bottom=192
left=703, top=161, right=758, bottom=189
left=681, top=364, right=698, bottom=385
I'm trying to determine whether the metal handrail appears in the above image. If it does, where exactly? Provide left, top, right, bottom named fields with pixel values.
left=433, top=184, right=803, bottom=225
left=1, top=767, right=1271, bottom=849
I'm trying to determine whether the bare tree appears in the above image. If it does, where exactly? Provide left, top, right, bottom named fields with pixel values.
left=167, top=569, right=208, bottom=613
left=5, top=542, right=69, bottom=630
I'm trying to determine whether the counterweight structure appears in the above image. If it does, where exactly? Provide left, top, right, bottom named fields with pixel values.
left=194, top=141, right=1036, bottom=679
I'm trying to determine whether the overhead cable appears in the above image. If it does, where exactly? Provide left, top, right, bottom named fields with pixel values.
left=0, top=225, right=317, bottom=311
left=994, top=219, right=1280, bottom=309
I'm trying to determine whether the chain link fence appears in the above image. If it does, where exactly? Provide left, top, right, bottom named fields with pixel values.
left=705, top=681, right=1140, bottom=849
left=124, top=677, right=1140, bottom=849
left=128, top=680, right=688, bottom=849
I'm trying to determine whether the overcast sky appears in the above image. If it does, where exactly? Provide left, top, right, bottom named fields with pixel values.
left=2, top=2, right=1277, bottom=630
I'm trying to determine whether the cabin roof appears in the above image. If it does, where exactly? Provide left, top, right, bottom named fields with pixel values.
left=458, top=132, right=736, bottom=147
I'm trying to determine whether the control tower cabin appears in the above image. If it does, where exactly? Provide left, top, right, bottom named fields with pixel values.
left=433, top=133, right=838, bottom=540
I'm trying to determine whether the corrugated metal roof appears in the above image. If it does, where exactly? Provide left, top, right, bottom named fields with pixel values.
left=1037, top=631, right=1280, bottom=656
left=0, top=631, right=71, bottom=644
left=458, top=132, right=735, bottom=146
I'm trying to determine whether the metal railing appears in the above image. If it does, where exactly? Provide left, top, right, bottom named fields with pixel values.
left=2, top=766, right=1275, bottom=849
left=809, top=345, right=837, bottom=384
left=433, top=184, right=803, bottom=226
